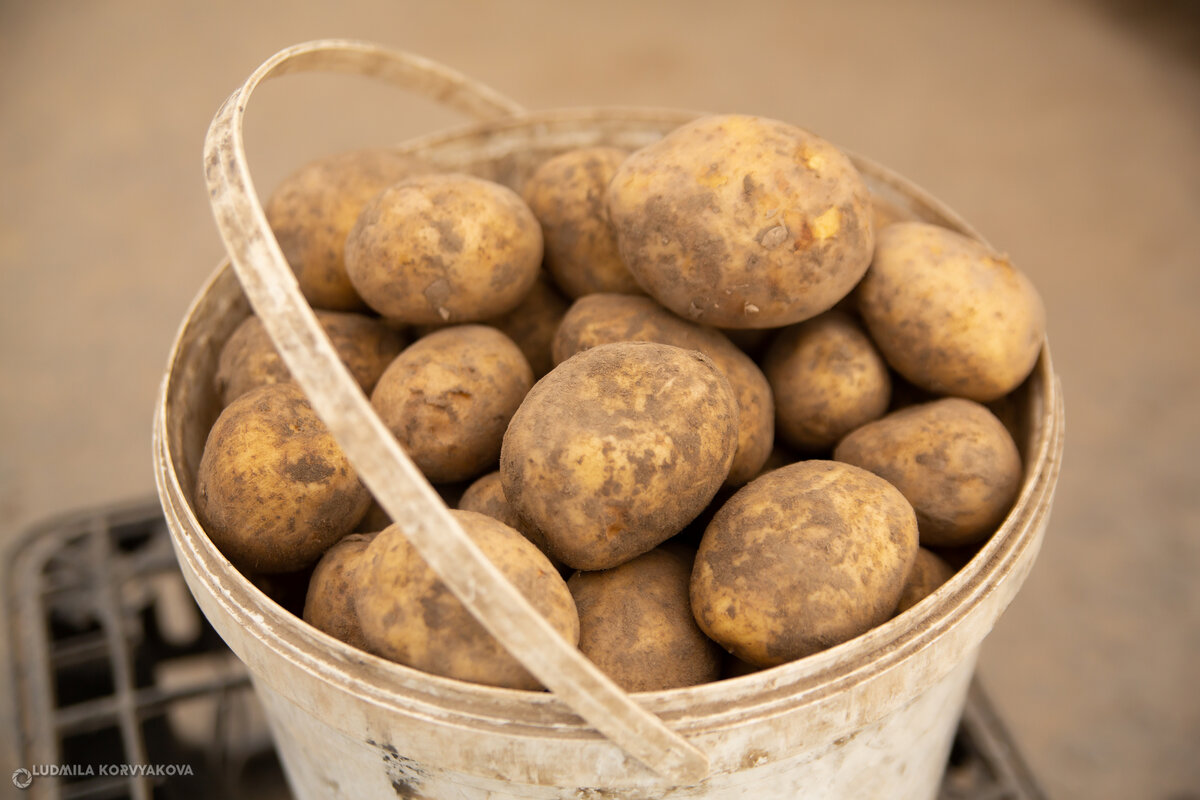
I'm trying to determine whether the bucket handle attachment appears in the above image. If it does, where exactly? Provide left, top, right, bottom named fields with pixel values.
left=202, top=39, right=710, bottom=784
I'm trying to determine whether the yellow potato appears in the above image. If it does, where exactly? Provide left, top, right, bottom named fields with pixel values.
left=371, top=325, right=533, bottom=483
left=833, top=397, right=1023, bottom=547
left=857, top=222, right=1045, bottom=402
left=458, top=471, right=560, bottom=568
left=894, top=547, right=956, bottom=615
left=691, top=460, right=918, bottom=666
left=265, top=148, right=428, bottom=310
left=552, top=293, right=774, bottom=485
left=521, top=147, right=643, bottom=298
left=195, top=382, right=372, bottom=573
left=302, top=532, right=377, bottom=650
left=607, top=114, right=874, bottom=329
left=214, top=310, right=406, bottom=408
left=568, top=546, right=721, bottom=691
left=500, top=341, right=739, bottom=570
left=354, top=511, right=578, bottom=689
left=345, top=173, right=542, bottom=325
left=762, top=309, right=891, bottom=452
left=483, top=272, right=570, bottom=379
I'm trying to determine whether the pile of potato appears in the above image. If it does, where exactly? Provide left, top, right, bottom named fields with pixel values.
left=195, top=114, right=1045, bottom=693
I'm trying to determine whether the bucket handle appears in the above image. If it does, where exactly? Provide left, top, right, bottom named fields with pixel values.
left=202, top=39, right=709, bottom=784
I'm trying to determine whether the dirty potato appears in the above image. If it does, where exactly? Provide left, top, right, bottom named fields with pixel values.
left=521, top=146, right=643, bottom=298
left=691, top=460, right=918, bottom=666
left=894, top=547, right=957, bottom=615
left=195, top=382, right=372, bottom=573
left=567, top=546, right=722, bottom=691
left=302, top=532, right=377, bottom=650
left=857, top=222, right=1045, bottom=402
left=354, top=510, right=579, bottom=689
left=265, top=148, right=428, bottom=310
left=762, top=309, right=891, bottom=453
left=458, top=470, right=559, bottom=568
left=552, top=293, right=773, bottom=485
left=214, top=310, right=406, bottom=408
left=607, top=114, right=875, bottom=329
left=833, top=397, right=1023, bottom=547
left=371, top=325, right=533, bottom=484
left=483, top=272, right=570, bottom=378
left=500, top=341, right=739, bottom=571
left=345, top=173, right=542, bottom=325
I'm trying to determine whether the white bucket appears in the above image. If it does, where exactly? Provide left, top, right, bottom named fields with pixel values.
left=154, top=41, right=1064, bottom=799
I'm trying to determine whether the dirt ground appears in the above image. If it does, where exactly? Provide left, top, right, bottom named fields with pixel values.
left=1, top=1, right=1198, bottom=798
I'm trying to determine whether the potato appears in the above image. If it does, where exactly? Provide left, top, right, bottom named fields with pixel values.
left=458, top=471, right=560, bottom=568
left=354, top=510, right=579, bottom=690
left=552, top=293, right=773, bottom=485
left=894, top=547, right=956, bottom=615
left=302, top=532, right=377, bottom=650
left=691, top=460, right=918, bottom=666
left=567, top=546, right=721, bottom=691
left=833, top=397, right=1023, bottom=547
left=521, top=147, right=643, bottom=298
left=483, top=272, right=570, bottom=378
left=371, top=325, right=533, bottom=484
left=214, top=310, right=406, bottom=408
left=500, top=341, right=739, bottom=571
left=607, top=114, right=874, bottom=329
left=265, top=148, right=428, bottom=311
left=345, top=173, right=542, bottom=325
left=857, top=221, right=1045, bottom=402
left=762, top=309, right=892, bottom=453
left=195, top=382, right=372, bottom=573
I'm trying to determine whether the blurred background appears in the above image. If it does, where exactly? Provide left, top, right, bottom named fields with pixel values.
left=1, top=1, right=1197, bottom=798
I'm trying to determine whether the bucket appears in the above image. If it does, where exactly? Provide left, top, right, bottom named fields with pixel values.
left=154, top=40, right=1065, bottom=800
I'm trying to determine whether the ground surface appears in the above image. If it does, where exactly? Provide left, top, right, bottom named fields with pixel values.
left=2, top=2, right=1198, bottom=798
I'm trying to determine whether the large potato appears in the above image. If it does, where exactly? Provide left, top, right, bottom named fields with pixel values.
left=302, top=532, right=377, bottom=651
left=833, top=397, right=1023, bottom=547
left=354, top=510, right=578, bottom=690
left=265, top=148, right=428, bottom=310
left=857, top=222, right=1045, bottom=402
left=214, top=310, right=406, bottom=408
left=567, top=546, right=722, bottom=692
left=345, top=173, right=542, bottom=325
left=691, top=460, right=918, bottom=666
left=500, top=341, right=739, bottom=571
left=762, top=309, right=891, bottom=453
left=195, top=382, right=372, bottom=573
left=521, top=147, right=643, bottom=298
left=371, top=325, right=533, bottom=484
left=607, top=114, right=874, bottom=329
left=552, top=293, right=773, bottom=485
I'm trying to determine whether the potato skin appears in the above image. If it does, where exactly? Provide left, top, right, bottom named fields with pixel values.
left=500, top=341, right=739, bottom=571
left=521, top=147, right=643, bottom=298
left=215, top=311, right=406, bottom=408
left=458, top=470, right=559, bottom=567
left=345, top=173, right=542, bottom=325
left=482, top=272, right=570, bottom=379
left=567, top=547, right=721, bottom=692
left=195, top=383, right=372, bottom=573
left=833, top=397, right=1023, bottom=547
left=552, top=293, right=773, bottom=485
left=857, top=222, right=1045, bottom=402
left=607, top=114, right=874, bottom=329
left=371, top=325, right=533, bottom=484
left=265, top=148, right=428, bottom=310
left=894, top=547, right=957, bottom=615
left=354, top=510, right=579, bottom=689
left=691, top=460, right=918, bottom=666
left=763, top=309, right=891, bottom=453
left=302, top=532, right=377, bottom=650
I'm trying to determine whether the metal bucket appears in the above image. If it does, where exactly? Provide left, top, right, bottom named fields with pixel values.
left=153, top=40, right=1065, bottom=799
